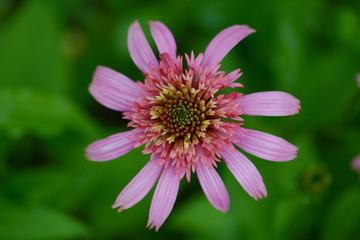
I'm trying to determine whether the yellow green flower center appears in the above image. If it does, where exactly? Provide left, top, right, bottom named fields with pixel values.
left=150, top=84, right=215, bottom=147
left=162, top=98, right=206, bottom=136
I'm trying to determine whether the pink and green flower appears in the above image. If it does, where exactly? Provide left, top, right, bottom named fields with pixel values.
left=352, top=155, right=360, bottom=173
left=86, top=20, right=301, bottom=231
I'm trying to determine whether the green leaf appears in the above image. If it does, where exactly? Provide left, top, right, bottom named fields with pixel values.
left=0, top=207, right=89, bottom=240
left=0, top=88, right=97, bottom=138
left=5, top=167, right=80, bottom=208
left=0, top=1, right=100, bottom=139
left=0, top=194, right=89, bottom=240
left=323, top=186, right=360, bottom=240
left=0, top=0, right=68, bottom=93
left=170, top=194, right=234, bottom=240
left=273, top=196, right=313, bottom=240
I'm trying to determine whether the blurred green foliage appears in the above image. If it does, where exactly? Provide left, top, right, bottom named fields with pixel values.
left=0, top=0, right=360, bottom=239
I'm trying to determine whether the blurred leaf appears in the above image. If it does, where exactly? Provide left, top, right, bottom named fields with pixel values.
left=284, top=132, right=327, bottom=194
left=0, top=88, right=97, bottom=138
left=334, top=6, right=360, bottom=50
left=344, top=128, right=360, bottom=159
left=0, top=88, right=71, bottom=138
left=272, top=17, right=304, bottom=90
left=6, top=168, right=80, bottom=208
left=0, top=132, right=11, bottom=176
left=297, top=53, right=358, bottom=128
left=273, top=196, right=313, bottom=240
left=0, top=208, right=89, bottom=240
left=0, top=0, right=68, bottom=93
left=170, top=194, right=234, bottom=240
left=0, top=194, right=89, bottom=240
left=323, top=186, right=360, bottom=240
left=0, top=0, right=11, bottom=19
left=0, top=0, right=101, bottom=139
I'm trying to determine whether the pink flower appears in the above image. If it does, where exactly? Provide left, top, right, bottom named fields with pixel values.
left=352, top=155, right=360, bottom=173
left=352, top=74, right=360, bottom=175
left=85, top=20, right=301, bottom=231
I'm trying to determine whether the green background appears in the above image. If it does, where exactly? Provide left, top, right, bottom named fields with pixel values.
left=1, top=0, right=360, bottom=239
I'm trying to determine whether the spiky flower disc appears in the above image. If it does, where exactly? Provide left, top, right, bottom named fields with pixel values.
left=124, top=52, right=244, bottom=179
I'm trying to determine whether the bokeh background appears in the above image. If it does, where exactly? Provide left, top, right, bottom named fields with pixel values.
left=1, top=0, right=360, bottom=239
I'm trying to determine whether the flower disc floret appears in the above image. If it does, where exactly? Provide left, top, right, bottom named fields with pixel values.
left=150, top=84, right=211, bottom=144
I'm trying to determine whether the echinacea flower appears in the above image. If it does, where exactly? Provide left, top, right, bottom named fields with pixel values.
left=352, top=155, right=360, bottom=174
left=351, top=74, right=360, bottom=175
left=85, top=20, right=301, bottom=231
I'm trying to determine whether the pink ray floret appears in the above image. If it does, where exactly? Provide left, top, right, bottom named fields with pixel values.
left=85, top=20, right=301, bottom=231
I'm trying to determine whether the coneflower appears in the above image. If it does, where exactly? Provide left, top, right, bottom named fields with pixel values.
left=86, top=20, right=301, bottom=231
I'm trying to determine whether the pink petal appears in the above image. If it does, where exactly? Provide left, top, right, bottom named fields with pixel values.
left=356, top=73, right=360, bottom=88
left=89, top=66, right=139, bottom=112
left=128, top=20, right=159, bottom=73
left=352, top=155, right=360, bottom=173
left=149, top=21, right=177, bottom=60
left=222, top=149, right=267, bottom=200
left=196, top=162, right=229, bottom=212
left=235, top=128, right=298, bottom=161
left=238, top=91, right=300, bottom=116
left=147, top=166, right=181, bottom=231
left=85, top=130, right=138, bottom=161
left=112, top=156, right=163, bottom=211
left=202, top=25, right=255, bottom=68
left=185, top=51, right=203, bottom=74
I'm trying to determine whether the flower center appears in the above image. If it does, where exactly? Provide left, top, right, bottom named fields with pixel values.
left=150, top=83, right=213, bottom=147
left=162, top=98, right=205, bottom=135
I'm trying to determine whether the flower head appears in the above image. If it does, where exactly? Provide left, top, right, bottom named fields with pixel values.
left=352, top=155, right=360, bottom=174
left=351, top=74, right=360, bottom=176
left=86, top=20, right=301, bottom=231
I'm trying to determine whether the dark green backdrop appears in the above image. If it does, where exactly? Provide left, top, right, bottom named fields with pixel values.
left=0, top=0, right=360, bottom=239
